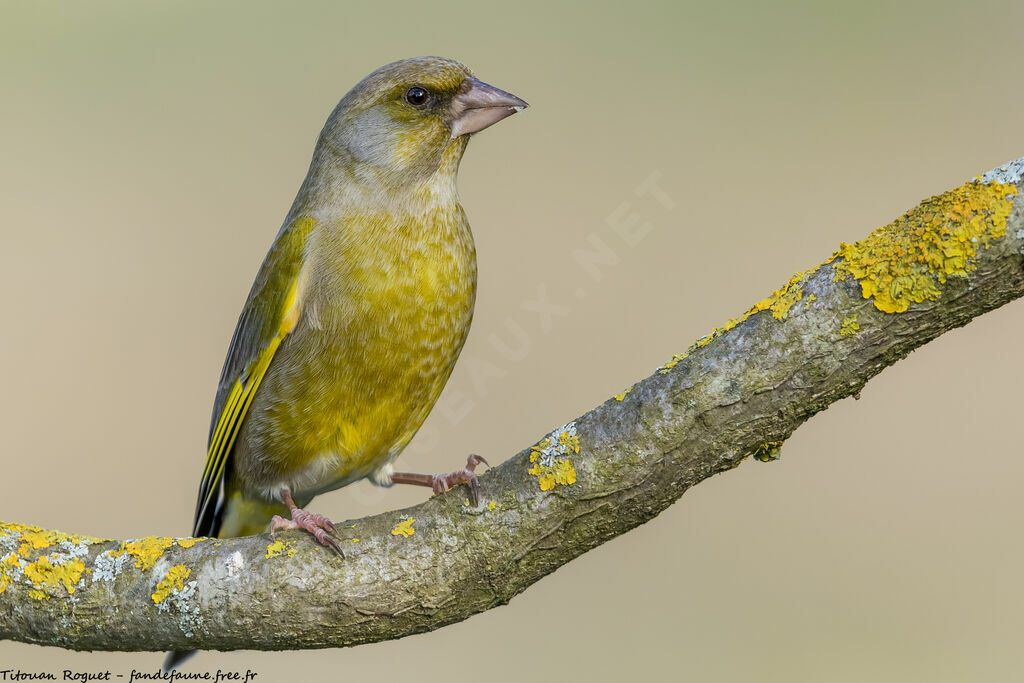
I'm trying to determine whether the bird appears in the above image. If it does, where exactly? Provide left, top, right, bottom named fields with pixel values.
left=163, top=56, right=526, bottom=671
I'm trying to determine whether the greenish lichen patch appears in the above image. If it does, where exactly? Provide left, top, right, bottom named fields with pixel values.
left=840, top=316, right=860, bottom=336
left=753, top=441, right=785, bottom=462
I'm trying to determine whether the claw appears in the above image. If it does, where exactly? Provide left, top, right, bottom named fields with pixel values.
left=430, top=454, right=489, bottom=506
left=390, top=453, right=491, bottom=506
left=273, top=489, right=344, bottom=557
left=465, top=477, right=481, bottom=507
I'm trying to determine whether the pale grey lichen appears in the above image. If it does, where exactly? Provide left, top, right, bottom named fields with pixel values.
left=156, top=579, right=204, bottom=638
left=980, top=157, right=1024, bottom=185
left=2, top=551, right=25, bottom=583
left=57, top=540, right=91, bottom=560
left=0, top=529, right=21, bottom=555
left=535, top=422, right=578, bottom=467
left=91, top=550, right=132, bottom=582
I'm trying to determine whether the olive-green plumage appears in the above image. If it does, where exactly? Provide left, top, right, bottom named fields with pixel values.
left=188, top=57, right=527, bottom=539
left=167, top=54, right=525, bottom=673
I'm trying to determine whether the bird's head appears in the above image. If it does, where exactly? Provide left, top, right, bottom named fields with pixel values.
left=316, top=56, right=528, bottom=193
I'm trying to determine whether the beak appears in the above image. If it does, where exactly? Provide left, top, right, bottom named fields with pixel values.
left=449, top=77, right=529, bottom=138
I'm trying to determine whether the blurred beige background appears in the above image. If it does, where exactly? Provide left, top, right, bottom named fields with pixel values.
left=3, top=1, right=1024, bottom=680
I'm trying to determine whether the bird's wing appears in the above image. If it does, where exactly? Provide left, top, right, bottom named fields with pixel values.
left=192, top=215, right=317, bottom=538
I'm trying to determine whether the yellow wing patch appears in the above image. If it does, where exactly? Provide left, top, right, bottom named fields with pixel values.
left=195, top=267, right=308, bottom=532
left=196, top=338, right=281, bottom=522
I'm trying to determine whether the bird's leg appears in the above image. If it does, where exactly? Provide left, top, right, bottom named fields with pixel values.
left=391, top=454, right=489, bottom=506
left=270, top=488, right=343, bottom=556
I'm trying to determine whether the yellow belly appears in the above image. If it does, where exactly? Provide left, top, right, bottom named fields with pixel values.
left=233, top=205, right=476, bottom=500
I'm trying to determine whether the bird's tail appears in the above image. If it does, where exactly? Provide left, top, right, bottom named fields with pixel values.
left=161, top=493, right=288, bottom=671
left=215, top=491, right=289, bottom=537
left=163, top=649, right=197, bottom=672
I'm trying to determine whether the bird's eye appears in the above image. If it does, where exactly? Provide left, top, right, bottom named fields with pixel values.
left=405, top=86, right=429, bottom=107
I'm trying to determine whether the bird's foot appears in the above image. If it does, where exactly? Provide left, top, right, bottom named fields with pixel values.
left=392, top=454, right=489, bottom=506
left=271, top=489, right=343, bottom=556
left=430, top=453, right=489, bottom=502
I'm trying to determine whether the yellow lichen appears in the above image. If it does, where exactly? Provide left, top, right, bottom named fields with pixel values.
left=152, top=565, right=191, bottom=604
left=527, top=461, right=550, bottom=489
left=613, top=386, right=633, bottom=401
left=656, top=178, right=1017, bottom=374
left=658, top=352, right=688, bottom=374
left=558, top=430, right=580, bottom=454
left=530, top=437, right=552, bottom=460
left=658, top=268, right=824, bottom=375
left=114, top=537, right=174, bottom=570
left=351, top=538, right=359, bottom=543
left=0, top=553, right=20, bottom=594
left=528, top=460, right=577, bottom=491
left=553, top=459, right=577, bottom=486
left=22, top=555, right=85, bottom=596
left=391, top=518, right=416, bottom=537
left=265, top=540, right=297, bottom=558
left=749, top=271, right=809, bottom=320
left=805, top=293, right=817, bottom=307
left=832, top=180, right=1017, bottom=313
left=528, top=424, right=580, bottom=491
left=20, top=530, right=58, bottom=550
left=176, top=538, right=200, bottom=549
left=840, top=317, right=860, bottom=336
left=28, top=589, right=48, bottom=601
left=487, top=501, right=497, bottom=511
left=2, top=525, right=103, bottom=560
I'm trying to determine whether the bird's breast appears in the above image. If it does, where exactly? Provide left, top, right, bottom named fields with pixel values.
left=244, top=203, right=477, bottom=493
left=318, top=204, right=478, bottom=368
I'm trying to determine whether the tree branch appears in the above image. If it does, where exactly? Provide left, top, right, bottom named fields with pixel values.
left=3, top=158, right=1024, bottom=652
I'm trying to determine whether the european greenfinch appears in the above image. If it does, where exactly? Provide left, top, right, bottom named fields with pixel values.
left=164, top=56, right=525, bottom=670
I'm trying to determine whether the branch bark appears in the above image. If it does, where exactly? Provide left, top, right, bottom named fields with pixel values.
left=3, top=158, right=1024, bottom=652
